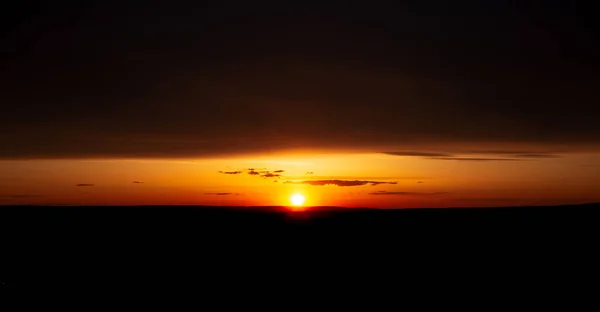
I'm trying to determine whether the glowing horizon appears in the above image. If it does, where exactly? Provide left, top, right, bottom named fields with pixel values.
left=1, top=151, right=599, bottom=208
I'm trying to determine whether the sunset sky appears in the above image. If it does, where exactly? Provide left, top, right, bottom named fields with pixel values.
left=1, top=2, right=598, bottom=207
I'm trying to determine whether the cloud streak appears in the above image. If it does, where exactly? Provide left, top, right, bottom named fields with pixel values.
left=284, top=180, right=397, bottom=187
left=450, top=197, right=521, bottom=202
left=427, top=157, right=524, bottom=162
left=261, top=173, right=281, bottom=178
left=220, top=168, right=285, bottom=179
left=368, top=191, right=447, bottom=196
left=384, top=150, right=562, bottom=161
left=511, top=154, right=561, bottom=158
left=383, top=151, right=453, bottom=157
left=76, top=184, right=94, bottom=187
left=204, top=192, right=238, bottom=196
left=219, top=171, right=242, bottom=175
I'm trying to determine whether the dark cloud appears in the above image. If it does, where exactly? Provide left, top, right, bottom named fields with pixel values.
left=204, top=192, right=237, bottom=196
left=286, top=175, right=414, bottom=180
left=221, top=168, right=285, bottom=178
left=383, top=151, right=454, bottom=157
left=427, top=157, right=524, bottom=162
left=76, top=184, right=94, bottom=187
left=450, top=197, right=522, bottom=203
left=219, top=171, right=242, bottom=175
left=369, top=191, right=447, bottom=196
left=132, top=181, right=144, bottom=184
left=284, top=180, right=397, bottom=187
left=368, top=181, right=398, bottom=186
left=514, top=154, right=561, bottom=158
left=261, top=173, right=281, bottom=178
left=1, top=2, right=598, bottom=159
left=384, top=151, right=562, bottom=161
left=461, top=150, right=559, bottom=155
left=462, top=151, right=562, bottom=158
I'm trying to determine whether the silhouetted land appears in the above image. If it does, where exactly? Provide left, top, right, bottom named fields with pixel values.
left=2, top=204, right=599, bottom=291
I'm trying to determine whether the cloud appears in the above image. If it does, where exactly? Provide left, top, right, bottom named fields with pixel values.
left=132, top=181, right=144, bottom=184
left=384, top=151, right=562, bottom=161
left=76, top=184, right=94, bottom=187
left=4, top=3, right=596, bottom=160
left=219, top=171, right=242, bottom=175
left=284, top=180, right=397, bottom=187
left=220, top=168, right=284, bottom=178
left=261, top=173, right=281, bottom=178
left=462, top=150, right=562, bottom=156
left=305, top=172, right=314, bottom=175
left=368, top=191, right=448, bottom=196
left=464, top=151, right=562, bottom=158
left=204, top=192, right=238, bottom=196
left=450, top=197, right=520, bottom=202
left=383, top=151, right=454, bottom=157
left=427, top=157, right=524, bottom=162
left=368, top=181, right=398, bottom=186
left=285, top=175, right=422, bottom=181
left=513, top=154, right=561, bottom=158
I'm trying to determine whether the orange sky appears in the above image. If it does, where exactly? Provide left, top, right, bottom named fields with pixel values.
left=2, top=151, right=599, bottom=208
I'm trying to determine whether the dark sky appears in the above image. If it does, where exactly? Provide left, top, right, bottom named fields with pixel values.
left=2, top=1, right=598, bottom=158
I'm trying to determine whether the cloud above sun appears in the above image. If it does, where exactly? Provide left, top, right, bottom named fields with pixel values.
left=219, top=168, right=285, bottom=179
left=261, top=173, right=281, bottom=178
left=219, top=167, right=403, bottom=187
left=284, top=180, right=397, bottom=187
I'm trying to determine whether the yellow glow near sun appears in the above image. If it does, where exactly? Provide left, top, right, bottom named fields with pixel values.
left=290, top=194, right=305, bottom=206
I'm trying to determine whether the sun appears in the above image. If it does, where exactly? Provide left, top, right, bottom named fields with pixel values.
left=290, top=194, right=305, bottom=206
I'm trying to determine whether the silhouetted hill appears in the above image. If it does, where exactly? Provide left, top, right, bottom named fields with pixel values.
left=2, top=203, right=599, bottom=291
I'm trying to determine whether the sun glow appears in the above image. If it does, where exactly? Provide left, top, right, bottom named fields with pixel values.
left=290, top=194, right=305, bottom=206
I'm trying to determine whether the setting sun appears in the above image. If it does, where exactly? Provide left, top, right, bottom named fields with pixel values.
left=290, top=194, right=305, bottom=206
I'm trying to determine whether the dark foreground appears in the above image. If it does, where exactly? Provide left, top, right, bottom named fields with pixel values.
left=2, top=204, right=599, bottom=294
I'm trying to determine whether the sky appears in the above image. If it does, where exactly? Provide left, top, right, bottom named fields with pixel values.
left=1, top=1, right=599, bottom=207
